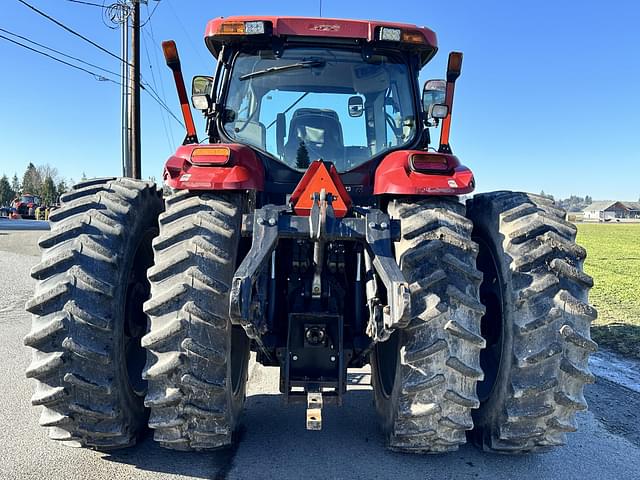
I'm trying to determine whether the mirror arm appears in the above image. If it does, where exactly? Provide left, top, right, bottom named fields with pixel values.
left=420, top=126, right=431, bottom=148
left=203, top=46, right=229, bottom=143
left=209, top=46, right=226, bottom=118
left=437, top=82, right=455, bottom=153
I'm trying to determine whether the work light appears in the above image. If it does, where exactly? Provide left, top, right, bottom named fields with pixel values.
left=379, top=27, right=401, bottom=41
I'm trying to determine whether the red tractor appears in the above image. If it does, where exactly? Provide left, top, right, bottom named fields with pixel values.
left=12, top=193, right=42, bottom=219
left=25, top=16, right=596, bottom=454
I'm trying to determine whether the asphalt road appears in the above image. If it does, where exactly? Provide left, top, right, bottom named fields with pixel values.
left=1, top=231, right=639, bottom=480
left=0, top=218, right=50, bottom=231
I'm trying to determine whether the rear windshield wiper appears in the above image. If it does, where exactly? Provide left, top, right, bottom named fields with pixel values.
left=239, top=60, right=326, bottom=81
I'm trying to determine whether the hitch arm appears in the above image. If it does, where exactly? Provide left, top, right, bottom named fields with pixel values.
left=364, top=210, right=411, bottom=330
left=229, top=206, right=281, bottom=326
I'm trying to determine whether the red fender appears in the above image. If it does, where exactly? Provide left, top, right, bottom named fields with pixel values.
left=373, top=150, right=475, bottom=196
left=163, top=144, right=265, bottom=191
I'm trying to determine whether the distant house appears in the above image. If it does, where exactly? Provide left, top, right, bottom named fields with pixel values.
left=582, top=201, right=640, bottom=221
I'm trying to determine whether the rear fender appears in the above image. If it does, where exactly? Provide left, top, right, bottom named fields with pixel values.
left=373, top=150, right=475, bottom=196
left=163, top=144, right=265, bottom=191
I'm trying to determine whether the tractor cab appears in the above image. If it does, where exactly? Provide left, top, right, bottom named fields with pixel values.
left=218, top=44, right=418, bottom=173
left=205, top=18, right=439, bottom=173
left=162, top=17, right=470, bottom=199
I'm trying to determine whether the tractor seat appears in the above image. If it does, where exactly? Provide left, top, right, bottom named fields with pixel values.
left=284, top=108, right=344, bottom=167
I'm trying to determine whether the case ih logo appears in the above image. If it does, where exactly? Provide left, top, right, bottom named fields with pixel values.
left=309, top=24, right=341, bottom=32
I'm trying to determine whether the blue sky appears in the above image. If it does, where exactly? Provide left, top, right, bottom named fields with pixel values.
left=1, top=0, right=638, bottom=200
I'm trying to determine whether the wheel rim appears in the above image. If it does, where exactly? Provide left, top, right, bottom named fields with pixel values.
left=375, top=330, right=400, bottom=398
left=475, top=236, right=504, bottom=403
left=123, top=229, right=155, bottom=398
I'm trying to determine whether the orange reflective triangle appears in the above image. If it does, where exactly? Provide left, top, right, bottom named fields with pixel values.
left=290, top=161, right=352, bottom=218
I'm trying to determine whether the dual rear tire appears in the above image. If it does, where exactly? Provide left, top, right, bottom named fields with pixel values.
left=467, top=192, right=597, bottom=453
left=372, top=192, right=596, bottom=454
left=25, top=181, right=249, bottom=451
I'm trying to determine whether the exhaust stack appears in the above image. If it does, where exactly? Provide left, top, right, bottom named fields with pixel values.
left=162, top=40, right=198, bottom=145
left=438, top=51, right=463, bottom=154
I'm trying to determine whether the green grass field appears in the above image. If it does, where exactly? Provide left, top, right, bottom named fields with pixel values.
left=576, top=223, right=640, bottom=358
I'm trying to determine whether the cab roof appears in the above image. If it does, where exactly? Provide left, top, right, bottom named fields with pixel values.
left=204, top=16, right=438, bottom=66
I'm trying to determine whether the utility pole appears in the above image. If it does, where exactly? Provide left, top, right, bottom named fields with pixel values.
left=111, top=0, right=152, bottom=178
left=129, top=0, right=141, bottom=179
left=108, top=2, right=131, bottom=177
left=120, top=7, right=130, bottom=177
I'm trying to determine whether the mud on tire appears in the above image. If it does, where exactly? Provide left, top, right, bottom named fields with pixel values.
left=371, top=197, right=486, bottom=453
left=142, top=190, right=251, bottom=451
left=467, top=191, right=597, bottom=453
left=24, top=178, right=163, bottom=449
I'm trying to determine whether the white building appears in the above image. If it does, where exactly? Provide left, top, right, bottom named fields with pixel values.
left=582, top=201, right=640, bottom=221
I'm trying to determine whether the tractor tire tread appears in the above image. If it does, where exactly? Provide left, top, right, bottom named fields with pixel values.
left=143, top=191, right=247, bottom=451
left=24, top=177, right=163, bottom=449
left=467, top=191, right=596, bottom=453
left=374, top=197, right=485, bottom=453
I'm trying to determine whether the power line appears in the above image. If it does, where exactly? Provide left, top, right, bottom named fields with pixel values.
left=166, top=0, right=208, bottom=65
left=15, top=1, right=184, bottom=131
left=0, top=27, right=122, bottom=79
left=0, top=32, right=119, bottom=83
left=142, top=1, right=178, bottom=144
left=16, top=0, right=133, bottom=68
left=145, top=22, right=177, bottom=145
left=140, top=0, right=161, bottom=28
left=140, top=82, right=185, bottom=128
left=0, top=31, right=183, bottom=128
left=66, top=0, right=107, bottom=7
left=142, top=30, right=174, bottom=150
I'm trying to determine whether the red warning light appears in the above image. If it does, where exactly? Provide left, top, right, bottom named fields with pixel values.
left=290, top=161, right=352, bottom=218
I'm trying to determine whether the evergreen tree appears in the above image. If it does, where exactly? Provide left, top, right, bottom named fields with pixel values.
left=295, top=141, right=310, bottom=169
left=41, top=176, right=56, bottom=205
left=11, top=173, right=20, bottom=194
left=0, top=174, right=14, bottom=206
left=56, top=179, right=68, bottom=201
left=22, top=163, right=42, bottom=195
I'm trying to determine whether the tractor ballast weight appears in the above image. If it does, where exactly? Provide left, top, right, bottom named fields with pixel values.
left=25, top=15, right=596, bottom=455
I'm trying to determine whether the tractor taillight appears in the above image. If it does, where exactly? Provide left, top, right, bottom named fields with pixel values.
left=410, top=153, right=453, bottom=174
left=218, top=20, right=266, bottom=35
left=190, top=146, right=230, bottom=165
left=401, top=30, right=426, bottom=44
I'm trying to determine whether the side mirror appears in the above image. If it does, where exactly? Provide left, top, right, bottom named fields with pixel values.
left=348, top=96, right=364, bottom=117
left=422, top=79, right=446, bottom=117
left=191, top=75, right=213, bottom=110
left=428, top=103, right=449, bottom=120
